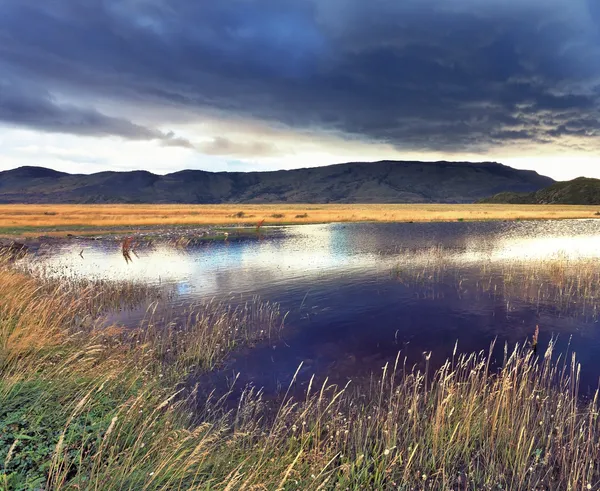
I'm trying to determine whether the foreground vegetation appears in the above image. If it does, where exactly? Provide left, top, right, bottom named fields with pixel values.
left=1, top=257, right=600, bottom=490
left=1, top=204, right=600, bottom=236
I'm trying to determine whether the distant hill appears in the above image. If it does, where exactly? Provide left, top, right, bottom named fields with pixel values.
left=479, top=177, right=600, bottom=205
left=0, top=161, right=554, bottom=204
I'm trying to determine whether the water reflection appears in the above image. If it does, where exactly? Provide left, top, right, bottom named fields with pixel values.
left=30, top=225, right=390, bottom=298
left=25, top=220, right=600, bottom=396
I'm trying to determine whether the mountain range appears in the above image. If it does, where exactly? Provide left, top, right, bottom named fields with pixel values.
left=0, top=161, right=554, bottom=204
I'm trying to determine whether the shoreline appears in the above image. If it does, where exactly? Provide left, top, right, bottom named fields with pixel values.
left=1, top=203, right=600, bottom=238
left=0, top=226, right=278, bottom=255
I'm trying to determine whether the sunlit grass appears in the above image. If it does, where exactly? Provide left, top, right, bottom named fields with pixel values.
left=1, top=203, right=600, bottom=235
left=393, top=248, right=600, bottom=320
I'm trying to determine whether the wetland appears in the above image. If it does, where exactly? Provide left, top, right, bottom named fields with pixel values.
left=3, top=219, right=600, bottom=489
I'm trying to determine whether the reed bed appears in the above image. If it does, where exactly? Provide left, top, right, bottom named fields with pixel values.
left=117, top=297, right=285, bottom=378
left=2, top=258, right=600, bottom=489
left=498, top=256, right=600, bottom=317
left=18, top=255, right=176, bottom=316
left=393, top=248, right=600, bottom=320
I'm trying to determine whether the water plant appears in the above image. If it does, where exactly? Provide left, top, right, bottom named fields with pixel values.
left=531, top=324, right=540, bottom=352
left=393, top=247, right=600, bottom=321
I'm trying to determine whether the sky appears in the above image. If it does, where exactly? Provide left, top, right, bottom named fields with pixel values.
left=0, top=0, right=599, bottom=180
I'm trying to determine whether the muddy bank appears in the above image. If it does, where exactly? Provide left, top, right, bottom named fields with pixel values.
left=3, top=224, right=281, bottom=254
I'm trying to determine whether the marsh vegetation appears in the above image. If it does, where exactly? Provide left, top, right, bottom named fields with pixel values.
left=392, top=248, right=600, bottom=320
left=3, top=221, right=600, bottom=489
left=2, top=257, right=600, bottom=490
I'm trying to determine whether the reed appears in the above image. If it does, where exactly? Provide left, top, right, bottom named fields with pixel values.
left=1, top=258, right=600, bottom=490
left=126, top=297, right=285, bottom=378
left=393, top=248, right=600, bottom=320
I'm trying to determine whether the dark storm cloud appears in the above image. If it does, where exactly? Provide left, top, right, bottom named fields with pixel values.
left=0, top=0, right=599, bottom=152
left=0, top=77, right=193, bottom=147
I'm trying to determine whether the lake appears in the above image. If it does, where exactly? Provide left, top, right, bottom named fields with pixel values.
left=25, top=220, right=600, bottom=398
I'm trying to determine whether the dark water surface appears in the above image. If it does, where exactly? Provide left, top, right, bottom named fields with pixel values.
left=29, top=220, right=600, bottom=395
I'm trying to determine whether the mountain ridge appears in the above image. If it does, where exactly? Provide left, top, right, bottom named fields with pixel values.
left=0, top=161, right=554, bottom=204
left=479, top=177, right=600, bottom=205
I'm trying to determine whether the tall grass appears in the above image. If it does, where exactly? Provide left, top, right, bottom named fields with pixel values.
left=1, top=257, right=600, bottom=489
left=127, top=297, right=285, bottom=378
left=393, top=248, right=600, bottom=320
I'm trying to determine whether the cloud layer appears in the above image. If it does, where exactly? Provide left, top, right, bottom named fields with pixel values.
left=0, top=78, right=193, bottom=148
left=1, top=0, right=599, bottom=158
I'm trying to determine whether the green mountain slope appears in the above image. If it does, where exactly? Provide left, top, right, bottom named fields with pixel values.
left=480, top=177, right=600, bottom=205
left=0, top=161, right=554, bottom=204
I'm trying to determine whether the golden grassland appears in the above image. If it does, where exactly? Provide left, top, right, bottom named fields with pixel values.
left=2, top=254, right=600, bottom=489
left=1, top=203, right=600, bottom=235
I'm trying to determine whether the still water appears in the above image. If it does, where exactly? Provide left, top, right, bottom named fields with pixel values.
left=28, top=220, right=600, bottom=395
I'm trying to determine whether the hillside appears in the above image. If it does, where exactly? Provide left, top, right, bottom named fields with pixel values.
left=0, top=161, right=554, bottom=204
left=480, top=177, right=600, bottom=205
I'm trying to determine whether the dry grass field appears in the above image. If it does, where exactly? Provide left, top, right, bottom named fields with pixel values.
left=1, top=203, right=600, bottom=235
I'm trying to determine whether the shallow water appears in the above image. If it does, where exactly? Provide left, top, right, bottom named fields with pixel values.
left=27, top=220, right=600, bottom=395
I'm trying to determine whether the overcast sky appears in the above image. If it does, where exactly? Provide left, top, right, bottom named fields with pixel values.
left=1, top=0, right=599, bottom=180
